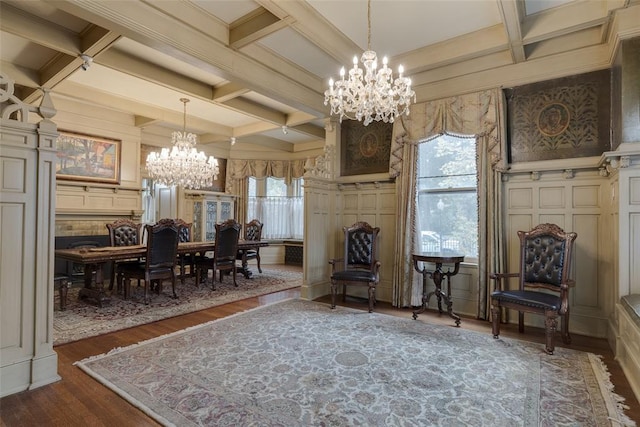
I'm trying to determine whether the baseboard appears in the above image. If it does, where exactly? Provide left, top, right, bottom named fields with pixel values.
left=300, top=280, right=330, bottom=301
left=615, top=303, right=640, bottom=403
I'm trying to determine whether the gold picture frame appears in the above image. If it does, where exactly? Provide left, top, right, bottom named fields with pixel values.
left=56, top=131, right=121, bottom=184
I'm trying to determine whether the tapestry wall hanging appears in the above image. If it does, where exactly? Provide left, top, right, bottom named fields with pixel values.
left=56, top=131, right=121, bottom=184
left=504, top=69, right=611, bottom=163
left=341, top=119, right=393, bottom=176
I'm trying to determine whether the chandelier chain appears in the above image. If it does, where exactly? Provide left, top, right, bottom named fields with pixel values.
left=367, top=0, right=371, bottom=50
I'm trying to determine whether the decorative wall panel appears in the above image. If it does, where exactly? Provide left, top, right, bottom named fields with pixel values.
left=539, top=187, right=564, bottom=208
left=508, top=188, right=533, bottom=209
left=573, top=186, right=600, bottom=208
left=630, top=177, right=640, bottom=204
left=503, top=171, right=609, bottom=337
left=505, top=70, right=611, bottom=162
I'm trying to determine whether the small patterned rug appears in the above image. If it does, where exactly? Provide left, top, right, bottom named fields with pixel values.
left=76, top=299, right=636, bottom=426
left=54, top=268, right=301, bottom=345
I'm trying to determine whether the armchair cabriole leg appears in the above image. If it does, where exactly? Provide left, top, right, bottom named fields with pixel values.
left=491, top=304, right=500, bottom=339
left=562, top=309, right=571, bottom=344
left=330, top=280, right=337, bottom=309
left=367, top=286, right=375, bottom=313
left=544, top=312, right=558, bottom=355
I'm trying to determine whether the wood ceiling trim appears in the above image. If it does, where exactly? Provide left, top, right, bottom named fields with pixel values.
left=395, top=25, right=510, bottom=74
left=54, top=0, right=326, bottom=117
left=497, top=0, right=526, bottom=63
left=229, top=7, right=290, bottom=49
left=98, top=49, right=214, bottom=99
left=257, top=0, right=360, bottom=65
left=212, top=83, right=250, bottom=103
left=1, top=4, right=78, bottom=55
left=289, top=122, right=325, bottom=139
left=521, top=1, right=609, bottom=44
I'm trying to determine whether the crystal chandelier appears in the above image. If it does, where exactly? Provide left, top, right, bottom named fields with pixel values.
left=146, top=98, right=219, bottom=189
left=324, top=0, right=415, bottom=126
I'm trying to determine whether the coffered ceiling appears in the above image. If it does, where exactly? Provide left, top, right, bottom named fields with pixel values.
left=1, top=0, right=638, bottom=153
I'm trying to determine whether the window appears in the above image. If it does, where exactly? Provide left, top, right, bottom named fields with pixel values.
left=417, top=134, right=478, bottom=260
left=247, top=177, right=304, bottom=240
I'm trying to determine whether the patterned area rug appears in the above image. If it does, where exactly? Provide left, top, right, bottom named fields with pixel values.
left=54, top=268, right=301, bottom=345
left=76, top=299, right=636, bottom=427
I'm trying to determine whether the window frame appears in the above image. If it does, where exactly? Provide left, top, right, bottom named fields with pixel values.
left=416, top=134, right=479, bottom=262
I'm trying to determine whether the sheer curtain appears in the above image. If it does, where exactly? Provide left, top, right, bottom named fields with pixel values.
left=248, top=196, right=303, bottom=239
left=389, top=88, right=508, bottom=319
left=227, top=159, right=306, bottom=240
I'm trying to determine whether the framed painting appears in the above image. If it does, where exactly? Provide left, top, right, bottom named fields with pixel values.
left=340, top=119, right=393, bottom=176
left=56, top=131, right=121, bottom=184
left=505, top=69, right=611, bottom=163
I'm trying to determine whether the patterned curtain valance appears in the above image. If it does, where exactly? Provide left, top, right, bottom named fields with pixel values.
left=227, top=159, right=306, bottom=184
left=390, top=89, right=505, bottom=177
left=225, top=160, right=305, bottom=194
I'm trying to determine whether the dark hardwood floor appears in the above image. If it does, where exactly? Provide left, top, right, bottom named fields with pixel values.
left=1, top=266, right=638, bottom=426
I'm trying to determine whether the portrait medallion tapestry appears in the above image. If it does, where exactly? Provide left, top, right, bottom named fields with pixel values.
left=505, top=70, right=611, bottom=163
left=340, top=119, right=393, bottom=176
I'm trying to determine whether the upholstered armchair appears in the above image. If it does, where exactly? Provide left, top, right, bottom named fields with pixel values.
left=490, top=223, right=577, bottom=354
left=329, top=221, right=381, bottom=313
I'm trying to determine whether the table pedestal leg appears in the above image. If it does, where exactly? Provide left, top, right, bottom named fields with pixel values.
left=238, top=255, right=253, bottom=279
left=78, top=263, right=111, bottom=307
left=412, top=261, right=461, bottom=326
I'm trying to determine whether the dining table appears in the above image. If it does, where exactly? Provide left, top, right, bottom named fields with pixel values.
left=55, top=240, right=269, bottom=306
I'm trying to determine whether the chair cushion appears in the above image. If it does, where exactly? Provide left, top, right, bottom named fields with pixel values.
left=332, top=270, right=376, bottom=283
left=491, top=290, right=561, bottom=311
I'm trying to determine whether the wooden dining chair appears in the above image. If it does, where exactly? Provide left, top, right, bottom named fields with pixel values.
left=118, top=218, right=179, bottom=304
left=236, top=219, right=263, bottom=274
left=174, top=218, right=196, bottom=285
left=106, top=218, right=142, bottom=293
left=195, top=219, right=241, bottom=289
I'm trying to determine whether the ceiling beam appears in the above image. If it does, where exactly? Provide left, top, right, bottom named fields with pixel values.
left=212, top=82, right=250, bottom=103
left=1, top=5, right=121, bottom=103
left=98, top=48, right=214, bottom=99
left=53, top=0, right=327, bottom=117
left=229, top=7, right=290, bottom=49
left=521, top=1, right=610, bottom=44
left=134, top=115, right=161, bottom=128
left=24, top=26, right=121, bottom=103
left=497, top=0, right=526, bottom=63
left=0, top=3, right=78, bottom=54
left=257, top=0, right=360, bottom=66
left=288, top=123, right=325, bottom=140
left=394, top=25, right=509, bottom=75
